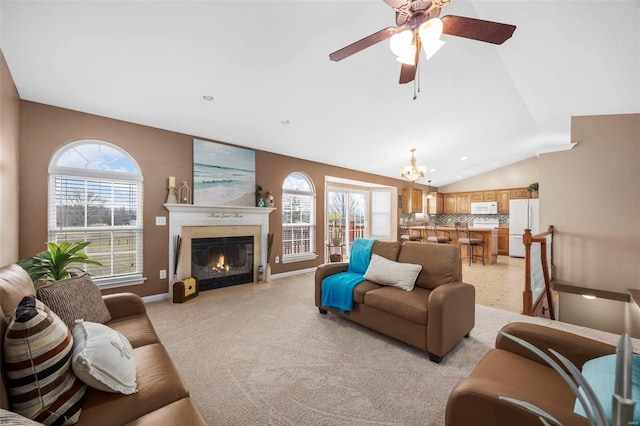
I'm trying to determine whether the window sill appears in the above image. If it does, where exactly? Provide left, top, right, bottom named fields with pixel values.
left=94, top=274, right=146, bottom=290
left=282, top=253, right=317, bottom=264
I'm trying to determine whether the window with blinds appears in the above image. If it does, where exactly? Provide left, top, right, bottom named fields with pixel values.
left=282, top=172, right=316, bottom=263
left=48, top=140, right=144, bottom=288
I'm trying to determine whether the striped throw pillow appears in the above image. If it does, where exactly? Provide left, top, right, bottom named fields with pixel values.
left=4, top=296, right=86, bottom=425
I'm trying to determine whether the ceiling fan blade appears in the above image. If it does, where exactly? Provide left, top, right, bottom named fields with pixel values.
left=329, top=27, right=398, bottom=62
left=399, top=36, right=420, bottom=84
left=441, top=15, right=516, bottom=45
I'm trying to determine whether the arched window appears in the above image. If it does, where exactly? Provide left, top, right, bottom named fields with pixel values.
left=281, top=172, right=316, bottom=263
left=48, top=140, right=144, bottom=288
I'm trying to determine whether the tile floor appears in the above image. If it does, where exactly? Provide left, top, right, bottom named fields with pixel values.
left=462, top=255, right=525, bottom=313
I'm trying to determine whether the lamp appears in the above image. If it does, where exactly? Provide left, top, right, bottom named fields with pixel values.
left=400, top=148, right=427, bottom=182
left=390, top=18, right=445, bottom=64
left=426, top=179, right=433, bottom=199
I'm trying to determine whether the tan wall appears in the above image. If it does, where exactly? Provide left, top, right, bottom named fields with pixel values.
left=0, top=49, right=21, bottom=265
left=539, top=114, right=640, bottom=336
left=438, top=157, right=539, bottom=193
left=19, top=101, right=424, bottom=296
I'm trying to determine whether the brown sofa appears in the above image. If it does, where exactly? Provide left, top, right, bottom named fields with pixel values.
left=446, top=322, right=617, bottom=426
left=315, top=241, right=475, bottom=363
left=0, top=264, right=206, bottom=425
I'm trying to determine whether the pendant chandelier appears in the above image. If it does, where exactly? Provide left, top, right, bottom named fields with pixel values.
left=400, top=148, right=427, bottom=182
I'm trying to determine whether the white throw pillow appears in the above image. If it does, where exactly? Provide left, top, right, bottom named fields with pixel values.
left=71, top=319, right=138, bottom=395
left=364, top=254, right=422, bottom=291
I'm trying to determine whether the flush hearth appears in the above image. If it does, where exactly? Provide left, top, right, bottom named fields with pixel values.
left=191, top=236, right=254, bottom=291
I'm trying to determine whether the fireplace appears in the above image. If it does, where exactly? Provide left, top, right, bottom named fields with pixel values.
left=191, top=236, right=254, bottom=291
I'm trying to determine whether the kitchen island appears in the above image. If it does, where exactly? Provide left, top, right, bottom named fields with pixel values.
left=408, top=225, right=498, bottom=265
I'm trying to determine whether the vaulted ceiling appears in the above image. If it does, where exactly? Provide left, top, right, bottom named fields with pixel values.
left=1, top=0, right=638, bottom=186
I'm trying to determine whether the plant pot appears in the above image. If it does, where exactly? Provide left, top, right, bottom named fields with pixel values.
left=332, top=238, right=342, bottom=246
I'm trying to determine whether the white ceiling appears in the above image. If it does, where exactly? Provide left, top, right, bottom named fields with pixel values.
left=1, top=0, right=638, bottom=186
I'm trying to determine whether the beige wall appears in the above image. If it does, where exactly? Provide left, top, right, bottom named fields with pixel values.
left=539, top=114, right=640, bottom=336
left=0, top=49, right=20, bottom=265
left=18, top=101, right=424, bottom=296
left=438, top=156, right=539, bottom=193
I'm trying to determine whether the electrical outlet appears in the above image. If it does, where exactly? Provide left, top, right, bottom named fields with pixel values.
left=159, top=269, right=166, bottom=279
left=275, top=255, right=280, bottom=264
left=155, top=216, right=166, bottom=226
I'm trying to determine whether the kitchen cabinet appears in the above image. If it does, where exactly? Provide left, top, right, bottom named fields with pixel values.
left=456, top=193, right=471, bottom=214
left=484, top=191, right=497, bottom=201
left=444, top=194, right=457, bottom=214
left=427, top=192, right=444, bottom=214
left=498, top=228, right=509, bottom=255
left=471, top=192, right=484, bottom=202
left=498, top=190, right=510, bottom=214
left=402, top=188, right=423, bottom=213
left=510, top=188, right=530, bottom=199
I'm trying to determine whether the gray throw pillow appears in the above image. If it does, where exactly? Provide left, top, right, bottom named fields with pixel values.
left=37, top=274, right=111, bottom=329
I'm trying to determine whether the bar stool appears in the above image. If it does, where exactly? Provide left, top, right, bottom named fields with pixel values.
left=455, top=222, right=485, bottom=266
left=425, top=221, right=451, bottom=244
left=400, top=225, right=422, bottom=244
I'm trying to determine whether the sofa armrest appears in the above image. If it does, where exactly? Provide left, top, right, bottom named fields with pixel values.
left=427, top=282, right=475, bottom=357
left=314, top=263, right=349, bottom=307
left=103, top=292, right=147, bottom=320
left=495, top=322, right=616, bottom=370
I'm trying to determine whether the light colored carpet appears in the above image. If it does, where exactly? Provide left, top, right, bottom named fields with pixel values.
left=146, top=273, right=633, bottom=426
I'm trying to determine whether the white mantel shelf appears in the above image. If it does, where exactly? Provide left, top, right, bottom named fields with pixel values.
left=164, top=204, right=276, bottom=215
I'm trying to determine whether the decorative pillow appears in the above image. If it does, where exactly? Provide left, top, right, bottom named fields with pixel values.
left=573, top=354, right=640, bottom=423
left=363, top=254, right=422, bottom=291
left=71, top=319, right=137, bottom=395
left=0, top=409, right=43, bottom=425
left=37, top=274, right=111, bottom=329
left=4, top=296, right=86, bottom=425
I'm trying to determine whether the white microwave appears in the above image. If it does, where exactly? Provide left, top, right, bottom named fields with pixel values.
left=470, top=202, right=498, bottom=215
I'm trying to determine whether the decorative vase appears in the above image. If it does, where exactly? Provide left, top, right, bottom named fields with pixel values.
left=264, top=192, right=275, bottom=207
left=257, top=197, right=265, bottom=207
left=265, top=264, right=271, bottom=283
left=332, top=237, right=342, bottom=246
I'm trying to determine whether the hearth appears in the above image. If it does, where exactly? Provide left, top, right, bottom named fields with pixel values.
left=191, top=236, right=254, bottom=291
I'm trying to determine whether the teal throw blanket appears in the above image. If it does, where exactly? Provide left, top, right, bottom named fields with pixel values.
left=321, top=238, right=376, bottom=312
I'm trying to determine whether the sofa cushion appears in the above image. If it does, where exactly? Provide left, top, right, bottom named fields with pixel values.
left=4, top=296, right=86, bottom=424
left=353, top=281, right=383, bottom=304
left=364, top=286, right=431, bottom=324
left=573, top=354, right=640, bottom=423
left=106, top=314, right=161, bottom=349
left=371, top=241, right=401, bottom=262
left=397, top=243, right=461, bottom=290
left=37, top=274, right=112, bottom=330
left=364, top=254, right=422, bottom=291
left=78, top=343, right=190, bottom=425
left=123, top=398, right=206, bottom=426
left=71, top=320, right=138, bottom=395
left=0, top=264, right=35, bottom=322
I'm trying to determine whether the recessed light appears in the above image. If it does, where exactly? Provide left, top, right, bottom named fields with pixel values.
left=281, top=120, right=290, bottom=125
left=460, top=156, right=468, bottom=161
left=202, top=95, right=214, bottom=102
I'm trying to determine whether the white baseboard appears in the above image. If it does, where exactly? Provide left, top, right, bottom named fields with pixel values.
left=271, top=267, right=316, bottom=280
left=142, top=293, right=170, bottom=304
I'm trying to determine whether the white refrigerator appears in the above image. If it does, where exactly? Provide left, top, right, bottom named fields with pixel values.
left=509, top=199, right=539, bottom=257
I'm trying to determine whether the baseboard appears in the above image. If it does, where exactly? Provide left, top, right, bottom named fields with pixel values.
left=142, top=293, right=170, bottom=304
left=271, top=267, right=316, bottom=280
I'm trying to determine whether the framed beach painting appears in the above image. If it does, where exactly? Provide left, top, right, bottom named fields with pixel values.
left=193, top=139, right=256, bottom=206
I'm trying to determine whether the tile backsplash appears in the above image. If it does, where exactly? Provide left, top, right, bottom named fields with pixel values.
left=402, top=213, right=509, bottom=227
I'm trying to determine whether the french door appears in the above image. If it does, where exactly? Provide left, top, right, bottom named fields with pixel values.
left=326, top=187, right=368, bottom=259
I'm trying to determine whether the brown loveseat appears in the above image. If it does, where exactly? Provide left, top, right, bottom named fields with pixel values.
left=446, top=322, right=617, bottom=426
left=315, top=241, right=475, bottom=363
left=0, top=264, right=206, bottom=425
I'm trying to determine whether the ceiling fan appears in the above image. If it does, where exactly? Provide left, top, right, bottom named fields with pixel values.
left=329, top=0, right=516, bottom=84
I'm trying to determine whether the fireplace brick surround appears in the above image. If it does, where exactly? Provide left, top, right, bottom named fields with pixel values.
left=165, top=204, right=275, bottom=295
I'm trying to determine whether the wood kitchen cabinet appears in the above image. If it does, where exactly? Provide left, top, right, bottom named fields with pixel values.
left=510, top=188, right=530, bottom=199
left=456, top=193, right=471, bottom=214
left=498, top=228, right=509, bottom=255
left=402, top=188, right=423, bottom=213
left=444, top=194, right=457, bottom=214
left=498, top=190, right=510, bottom=214
left=484, top=191, right=497, bottom=201
left=427, top=192, right=444, bottom=214
left=471, top=192, right=484, bottom=202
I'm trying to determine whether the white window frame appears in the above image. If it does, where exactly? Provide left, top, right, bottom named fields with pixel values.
left=48, top=140, right=144, bottom=289
left=282, top=172, right=317, bottom=264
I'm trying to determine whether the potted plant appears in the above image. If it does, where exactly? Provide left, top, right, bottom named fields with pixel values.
left=18, top=241, right=103, bottom=290
left=527, top=182, right=539, bottom=198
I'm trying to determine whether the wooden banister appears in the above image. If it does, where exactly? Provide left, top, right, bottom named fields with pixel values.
left=523, top=226, right=555, bottom=318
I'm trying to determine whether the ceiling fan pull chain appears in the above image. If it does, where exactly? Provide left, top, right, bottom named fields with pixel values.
left=413, top=61, right=421, bottom=100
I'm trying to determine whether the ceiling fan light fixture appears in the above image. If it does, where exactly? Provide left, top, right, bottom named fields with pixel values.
left=390, top=30, right=416, bottom=65
left=418, top=18, right=445, bottom=60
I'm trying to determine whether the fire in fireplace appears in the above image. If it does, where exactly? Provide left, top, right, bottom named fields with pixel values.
left=191, top=236, right=254, bottom=291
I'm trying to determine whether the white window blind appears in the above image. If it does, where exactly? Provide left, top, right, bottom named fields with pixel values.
left=48, top=140, right=143, bottom=288
left=282, top=173, right=316, bottom=263
left=370, top=189, right=391, bottom=240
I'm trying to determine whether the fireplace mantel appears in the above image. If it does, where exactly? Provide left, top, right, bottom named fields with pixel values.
left=164, top=204, right=275, bottom=293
